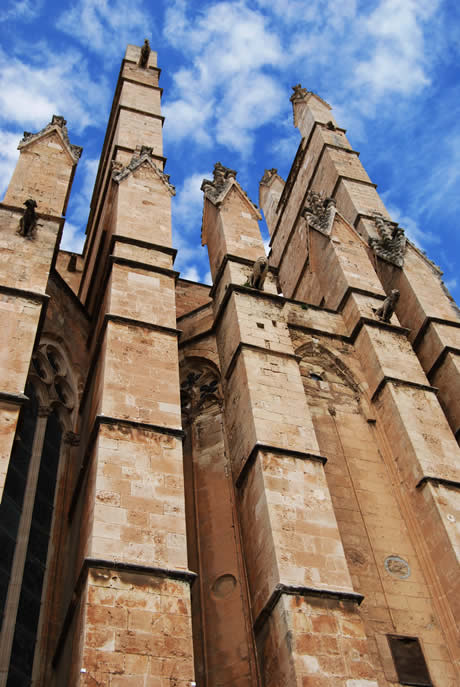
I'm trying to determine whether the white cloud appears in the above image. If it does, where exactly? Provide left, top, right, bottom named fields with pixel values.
left=57, top=0, right=153, bottom=57
left=181, top=266, right=200, bottom=282
left=0, top=0, right=43, bottom=22
left=0, top=47, right=110, bottom=134
left=445, top=277, right=457, bottom=291
left=60, top=221, right=85, bottom=253
left=383, top=196, right=440, bottom=249
left=353, top=0, right=438, bottom=98
left=173, top=171, right=210, bottom=231
left=0, top=130, right=21, bottom=198
left=163, top=1, right=283, bottom=152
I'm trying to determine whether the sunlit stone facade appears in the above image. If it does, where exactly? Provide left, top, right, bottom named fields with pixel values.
left=0, top=43, right=459, bottom=687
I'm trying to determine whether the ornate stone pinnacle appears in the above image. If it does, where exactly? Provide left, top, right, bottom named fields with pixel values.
left=260, top=168, right=278, bottom=185
left=201, top=162, right=237, bottom=202
left=301, top=191, right=336, bottom=235
left=290, top=84, right=309, bottom=103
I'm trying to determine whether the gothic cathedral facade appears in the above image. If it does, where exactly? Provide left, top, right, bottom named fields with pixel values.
left=0, top=43, right=459, bottom=687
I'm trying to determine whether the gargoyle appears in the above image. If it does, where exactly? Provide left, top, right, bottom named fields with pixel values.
left=249, top=256, right=269, bottom=290
left=374, top=289, right=400, bottom=322
left=17, top=199, right=38, bottom=238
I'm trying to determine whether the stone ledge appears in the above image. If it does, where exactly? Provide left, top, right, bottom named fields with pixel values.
left=224, top=341, right=300, bottom=382
left=371, top=376, right=438, bottom=403
left=413, top=315, right=460, bottom=352
left=0, top=391, right=29, bottom=407
left=68, top=415, right=185, bottom=521
left=331, top=174, right=377, bottom=199
left=110, top=254, right=179, bottom=280
left=209, top=253, right=278, bottom=301
left=337, top=286, right=386, bottom=313
left=80, top=313, right=180, bottom=412
left=253, top=583, right=364, bottom=634
left=0, top=283, right=50, bottom=304
left=235, top=441, right=327, bottom=489
left=427, top=345, right=460, bottom=380
left=52, top=556, right=196, bottom=668
left=416, top=475, right=460, bottom=490
left=350, top=316, right=411, bottom=345
left=111, top=233, right=177, bottom=260
left=119, top=103, right=165, bottom=124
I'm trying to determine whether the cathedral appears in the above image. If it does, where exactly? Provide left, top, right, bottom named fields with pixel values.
left=0, top=42, right=459, bottom=687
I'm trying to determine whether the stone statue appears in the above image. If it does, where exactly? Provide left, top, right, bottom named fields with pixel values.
left=139, top=39, right=150, bottom=68
left=249, top=256, right=269, bottom=290
left=374, top=289, right=400, bottom=322
left=17, top=199, right=38, bottom=238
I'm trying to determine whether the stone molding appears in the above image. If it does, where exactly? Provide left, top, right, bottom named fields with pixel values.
left=112, top=145, right=175, bottom=196
left=20, top=114, right=83, bottom=163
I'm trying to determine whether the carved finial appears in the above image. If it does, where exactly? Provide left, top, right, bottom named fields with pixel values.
left=139, top=39, right=150, bottom=68
left=249, top=256, right=269, bottom=290
left=17, top=199, right=38, bottom=239
left=51, top=115, right=67, bottom=128
left=374, top=289, right=400, bottom=323
left=260, top=168, right=278, bottom=185
left=201, top=162, right=237, bottom=202
left=290, top=84, right=309, bottom=103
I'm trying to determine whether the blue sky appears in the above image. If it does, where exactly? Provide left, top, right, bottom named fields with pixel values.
left=1, top=0, right=459, bottom=300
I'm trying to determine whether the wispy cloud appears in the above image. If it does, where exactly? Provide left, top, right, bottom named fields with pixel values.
left=0, top=129, right=21, bottom=198
left=0, top=46, right=110, bottom=134
left=57, top=0, right=153, bottom=57
left=0, top=0, right=43, bottom=22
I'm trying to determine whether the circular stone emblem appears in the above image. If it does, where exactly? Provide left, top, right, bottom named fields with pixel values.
left=384, top=555, right=411, bottom=579
left=211, top=574, right=237, bottom=599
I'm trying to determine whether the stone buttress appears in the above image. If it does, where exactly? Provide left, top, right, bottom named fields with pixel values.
left=49, top=44, right=195, bottom=686
left=259, top=85, right=460, bottom=682
left=202, top=165, right=378, bottom=687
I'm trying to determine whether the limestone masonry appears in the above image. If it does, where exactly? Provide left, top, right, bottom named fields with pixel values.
left=0, top=43, right=459, bottom=687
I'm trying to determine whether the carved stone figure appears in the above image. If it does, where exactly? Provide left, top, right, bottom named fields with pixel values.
left=302, top=191, right=336, bottom=234
left=369, top=213, right=406, bottom=267
left=374, top=289, right=400, bottom=322
left=17, top=199, right=38, bottom=238
left=139, top=39, right=150, bottom=68
left=249, top=256, right=269, bottom=290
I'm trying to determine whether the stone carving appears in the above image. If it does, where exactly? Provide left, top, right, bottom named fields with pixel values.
left=301, top=191, right=336, bottom=234
left=374, top=289, right=400, bottom=322
left=112, top=145, right=175, bottom=195
left=369, top=213, right=406, bottom=267
left=290, top=83, right=308, bottom=102
left=201, top=162, right=237, bottom=203
left=20, top=114, right=83, bottom=160
left=260, top=168, right=278, bottom=185
left=326, top=120, right=336, bottom=130
left=180, top=367, right=221, bottom=420
left=17, top=199, right=38, bottom=238
left=138, top=39, right=150, bottom=68
left=384, top=555, right=410, bottom=579
left=249, top=256, right=269, bottom=290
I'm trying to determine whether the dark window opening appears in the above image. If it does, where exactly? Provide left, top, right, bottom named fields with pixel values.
left=387, top=635, right=432, bottom=686
left=7, top=412, right=62, bottom=686
left=0, top=383, right=38, bottom=630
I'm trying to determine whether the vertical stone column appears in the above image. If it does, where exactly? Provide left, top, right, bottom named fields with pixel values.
left=0, top=116, right=81, bottom=498
left=202, top=168, right=377, bottom=686
left=53, top=44, right=196, bottom=686
left=306, top=205, right=460, bottom=672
